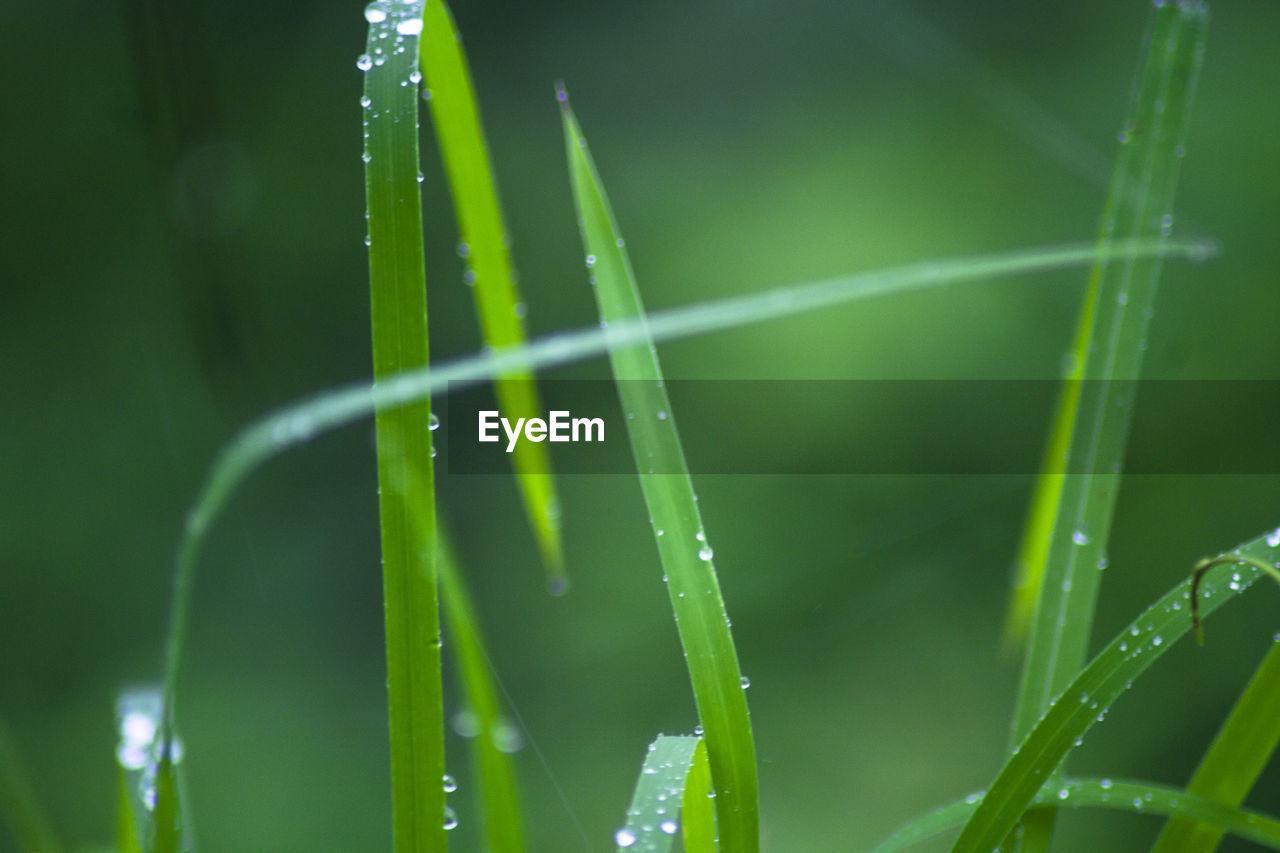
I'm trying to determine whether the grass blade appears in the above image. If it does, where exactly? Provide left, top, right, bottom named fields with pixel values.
left=1151, top=633, right=1280, bottom=853
left=681, top=739, right=716, bottom=853
left=0, top=716, right=62, bottom=853
left=951, top=530, right=1279, bottom=852
left=420, top=0, right=566, bottom=591
left=438, top=531, right=525, bottom=852
left=874, top=777, right=1280, bottom=853
left=558, top=84, right=759, bottom=851
left=1008, top=0, right=1210, bottom=740
left=614, top=735, right=700, bottom=852
left=362, top=3, right=446, bottom=849
left=115, top=687, right=187, bottom=853
left=152, top=237, right=1214, bottom=781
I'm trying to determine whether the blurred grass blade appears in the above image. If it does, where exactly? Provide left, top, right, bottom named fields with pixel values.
left=154, top=235, right=1214, bottom=771
left=951, top=530, right=1278, bottom=853
left=558, top=84, right=759, bottom=852
left=0, top=716, right=62, bottom=853
left=1151, top=634, right=1280, bottom=853
left=1007, top=0, right=1209, bottom=725
left=362, top=3, right=446, bottom=850
left=420, top=0, right=566, bottom=591
left=681, top=739, right=716, bottom=853
left=117, top=766, right=141, bottom=853
left=438, top=530, right=525, bottom=853
left=874, top=777, right=1280, bottom=853
left=115, top=687, right=188, bottom=853
left=615, top=736, right=700, bottom=852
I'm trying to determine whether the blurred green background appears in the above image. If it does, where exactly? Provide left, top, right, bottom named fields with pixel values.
left=3, top=0, right=1279, bottom=850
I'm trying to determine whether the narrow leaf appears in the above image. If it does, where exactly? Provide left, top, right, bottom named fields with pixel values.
left=1151, top=633, right=1280, bottom=853
left=874, top=777, right=1280, bottom=853
left=420, top=0, right=566, bottom=591
left=558, top=84, right=759, bottom=852
left=0, top=716, right=62, bottom=853
left=615, top=736, right=700, bottom=853
left=362, top=3, right=446, bottom=850
left=438, top=530, right=525, bottom=853
left=681, top=739, right=716, bottom=853
left=952, top=531, right=1279, bottom=852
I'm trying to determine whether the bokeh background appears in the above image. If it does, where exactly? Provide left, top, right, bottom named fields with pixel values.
left=3, top=0, right=1279, bottom=850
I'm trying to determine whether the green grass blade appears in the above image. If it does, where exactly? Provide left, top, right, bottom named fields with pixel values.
left=420, top=0, right=565, bottom=591
left=558, top=84, right=759, bottom=852
left=1008, top=0, right=1210, bottom=745
left=114, top=687, right=187, bottom=853
left=153, top=236, right=1214, bottom=771
left=438, top=531, right=525, bottom=853
left=614, top=735, right=700, bottom=852
left=681, top=739, right=716, bottom=853
left=951, top=531, right=1278, bottom=853
left=116, top=765, right=141, bottom=853
left=362, top=3, right=446, bottom=850
left=874, top=777, right=1280, bottom=853
left=0, top=716, right=62, bottom=853
left=1151, top=634, right=1280, bottom=853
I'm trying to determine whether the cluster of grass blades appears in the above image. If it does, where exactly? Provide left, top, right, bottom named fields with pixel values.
left=13, top=1, right=1280, bottom=852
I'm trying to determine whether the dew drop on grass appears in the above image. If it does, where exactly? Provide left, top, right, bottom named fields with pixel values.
left=428, top=412, right=440, bottom=431
left=741, top=675, right=751, bottom=689
left=443, top=805, right=458, bottom=830
left=699, top=545, right=713, bottom=561
left=451, top=710, right=481, bottom=738
left=364, top=1, right=389, bottom=23
left=1057, top=788, right=1069, bottom=800
left=457, top=241, right=470, bottom=258
left=1072, top=530, right=1090, bottom=546
left=660, top=820, right=678, bottom=834
left=356, top=54, right=373, bottom=71
left=409, top=70, right=422, bottom=85
left=1100, top=778, right=1113, bottom=789
left=1267, top=527, right=1280, bottom=547
left=396, top=17, right=424, bottom=36
left=585, top=254, right=596, bottom=268
left=615, top=829, right=637, bottom=847
left=360, top=95, right=372, bottom=109
left=442, top=774, right=457, bottom=792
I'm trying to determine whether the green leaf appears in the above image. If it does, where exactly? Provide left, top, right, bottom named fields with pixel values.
left=438, top=530, right=525, bottom=853
left=362, top=3, right=446, bottom=850
left=420, top=0, right=566, bottom=591
left=681, top=739, right=716, bottom=853
left=0, top=716, right=62, bottom=853
left=874, top=777, right=1280, bottom=853
left=558, top=83, right=759, bottom=852
left=615, top=736, right=700, bottom=852
left=1002, top=3, right=1209, bottom=846
left=1151, top=633, right=1280, bottom=853
left=951, top=531, right=1278, bottom=852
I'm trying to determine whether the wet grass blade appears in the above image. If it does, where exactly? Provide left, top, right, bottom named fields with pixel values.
left=361, top=3, right=446, bottom=850
left=1008, top=0, right=1209, bottom=736
left=1151, top=633, right=1280, bottom=853
left=420, top=0, right=566, bottom=591
left=951, top=531, right=1278, bottom=852
left=151, top=237, right=1214, bottom=804
left=873, top=777, right=1280, bottom=853
left=558, top=84, right=758, bottom=852
left=1002, top=5, right=1209, bottom=846
left=615, top=735, right=700, bottom=852
left=0, top=716, right=62, bottom=853
left=438, top=531, right=525, bottom=852
left=680, top=739, right=716, bottom=853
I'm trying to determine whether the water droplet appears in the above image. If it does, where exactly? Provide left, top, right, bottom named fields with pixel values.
left=1057, top=788, right=1070, bottom=800
left=362, top=151, right=373, bottom=163
left=513, top=301, right=527, bottom=319
left=493, top=720, right=524, bottom=753
left=698, top=546, right=714, bottom=561
left=422, top=88, right=433, bottom=100
left=1160, top=214, right=1173, bottom=236
left=965, top=793, right=981, bottom=804
left=360, top=95, right=372, bottom=108
left=442, top=774, right=457, bottom=792
left=364, top=234, right=372, bottom=247
left=1100, top=778, right=1113, bottom=789
left=457, top=241, right=470, bottom=258
left=356, top=54, right=374, bottom=72
left=693, top=724, right=704, bottom=736
left=1118, top=129, right=1131, bottom=144
left=660, top=820, right=678, bottom=834
left=656, top=411, right=668, bottom=420
left=1117, top=290, right=1129, bottom=306
left=451, top=710, right=481, bottom=738
left=429, top=412, right=440, bottom=431
left=396, top=18, right=424, bottom=36
left=463, top=269, right=476, bottom=286
left=615, top=829, right=637, bottom=847
left=1152, top=635, right=1163, bottom=647
left=443, top=805, right=458, bottom=830
left=364, top=2, right=389, bottom=23
left=409, top=70, right=422, bottom=85
left=585, top=254, right=596, bottom=267
left=1266, top=527, right=1280, bottom=548
left=1072, top=530, right=1090, bottom=546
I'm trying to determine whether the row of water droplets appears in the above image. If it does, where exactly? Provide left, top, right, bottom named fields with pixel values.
left=116, top=688, right=184, bottom=813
